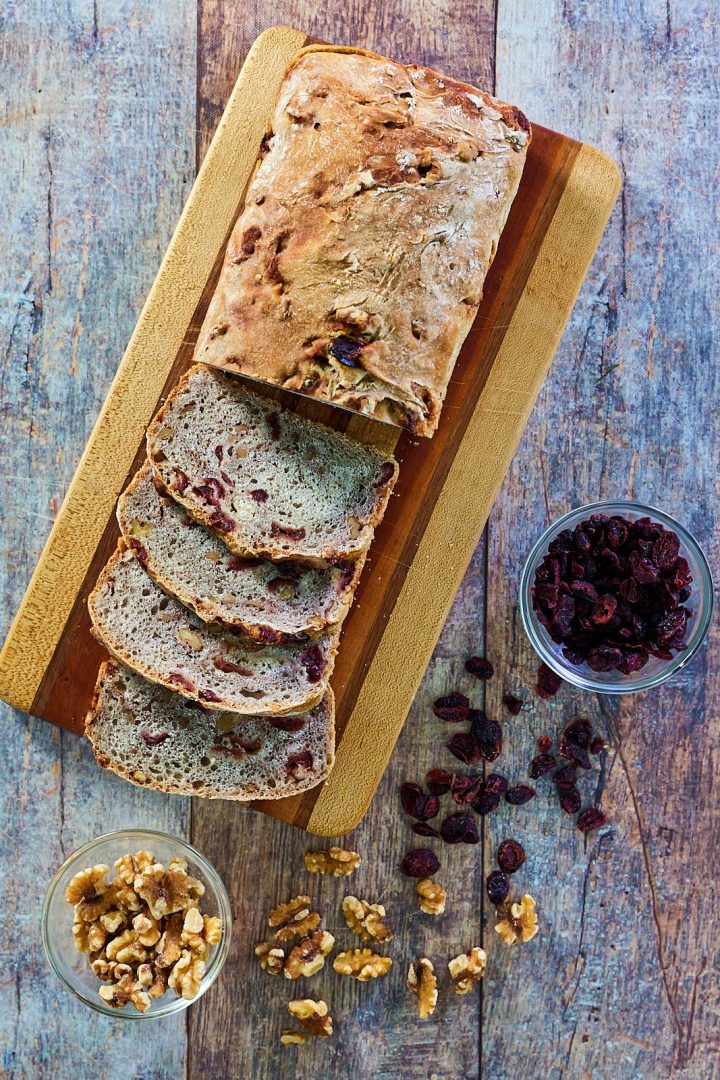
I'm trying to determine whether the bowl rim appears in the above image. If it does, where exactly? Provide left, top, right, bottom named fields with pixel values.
left=41, top=828, right=232, bottom=1019
left=519, top=499, right=714, bottom=694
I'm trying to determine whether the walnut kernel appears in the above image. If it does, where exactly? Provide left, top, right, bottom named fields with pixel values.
left=284, top=930, right=335, bottom=980
left=342, top=896, right=393, bottom=943
left=255, top=941, right=285, bottom=975
left=416, top=878, right=446, bottom=916
left=333, top=948, right=392, bottom=981
left=407, top=958, right=438, bottom=1020
left=280, top=1030, right=307, bottom=1046
left=495, top=893, right=538, bottom=945
left=304, top=847, right=361, bottom=876
left=288, top=998, right=333, bottom=1037
left=448, top=947, right=487, bottom=994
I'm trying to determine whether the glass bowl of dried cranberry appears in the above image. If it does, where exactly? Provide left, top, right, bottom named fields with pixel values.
left=519, top=501, right=713, bottom=693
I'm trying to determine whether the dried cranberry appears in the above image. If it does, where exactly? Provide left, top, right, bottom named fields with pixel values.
left=266, top=411, right=281, bottom=440
left=529, top=753, right=556, bottom=779
left=505, top=784, right=535, bottom=805
left=227, top=557, right=256, bottom=571
left=537, top=734, right=553, bottom=753
left=432, top=692, right=470, bottom=723
left=193, top=477, right=225, bottom=506
left=199, top=688, right=222, bottom=703
left=592, top=594, right=618, bottom=625
left=271, top=521, right=306, bottom=542
left=465, top=656, right=494, bottom=680
left=329, top=335, right=365, bottom=367
left=401, top=848, right=440, bottom=878
left=301, top=644, right=326, bottom=683
left=559, top=788, right=582, bottom=814
left=470, top=712, right=503, bottom=762
left=250, top=489, right=269, bottom=503
left=171, top=468, right=190, bottom=493
left=400, top=782, right=423, bottom=816
left=141, top=730, right=169, bottom=746
left=577, top=807, right=608, bottom=833
left=268, top=715, right=307, bottom=733
left=374, top=461, right=395, bottom=488
left=497, top=838, right=525, bottom=873
left=563, top=718, right=593, bottom=747
left=471, top=789, right=501, bottom=816
left=485, top=773, right=509, bottom=796
left=286, top=750, right=313, bottom=780
left=426, top=768, right=452, bottom=795
left=440, top=813, right=479, bottom=844
left=446, top=732, right=480, bottom=764
left=214, top=444, right=224, bottom=463
left=590, top=736, right=606, bottom=755
left=587, top=645, right=623, bottom=672
left=211, top=656, right=252, bottom=675
left=450, top=772, right=483, bottom=805
left=412, top=822, right=440, bottom=839
left=553, top=765, right=578, bottom=790
left=652, top=531, right=680, bottom=569
left=558, top=738, right=591, bottom=771
left=209, top=508, right=236, bottom=533
left=536, top=662, right=562, bottom=699
left=503, top=693, right=524, bottom=715
left=168, top=672, right=196, bottom=694
left=486, top=871, right=510, bottom=905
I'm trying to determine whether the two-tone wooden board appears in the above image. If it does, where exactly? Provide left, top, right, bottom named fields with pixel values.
left=0, top=26, right=620, bottom=834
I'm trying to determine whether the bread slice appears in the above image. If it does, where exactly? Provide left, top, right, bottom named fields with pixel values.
left=146, top=364, right=398, bottom=565
left=88, top=547, right=338, bottom=715
left=85, top=660, right=335, bottom=800
left=117, top=463, right=363, bottom=642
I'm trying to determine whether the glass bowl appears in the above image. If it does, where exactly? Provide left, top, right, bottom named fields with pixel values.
left=519, top=500, right=714, bottom=694
left=42, top=829, right=232, bottom=1019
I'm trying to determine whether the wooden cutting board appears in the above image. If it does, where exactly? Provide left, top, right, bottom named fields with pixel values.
left=0, top=26, right=620, bottom=835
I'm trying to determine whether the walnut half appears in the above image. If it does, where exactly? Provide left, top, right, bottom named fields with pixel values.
left=495, top=893, right=538, bottom=945
left=407, top=958, right=438, bottom=1020
left=342, top=896, right=393, bottom=943
left=333, top=948, right=392, bottom=982
left=284, top=930, right=335, bottom=980
left=416, top=878, right=446, bottom=916
left=448, top=947, right=487, bottom=995
left=304, top=847, right=361, bottom=876
left=288, top=998, right=333, bottom=1037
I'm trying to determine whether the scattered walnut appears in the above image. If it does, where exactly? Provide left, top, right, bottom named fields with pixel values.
left=268, top=894, right=320, bottom=943
left=342, top=896, right=393, bottom=943
left=407, top=958, right=438, bottom=1020
left=65, top=865, right=113, bottom=921
left=284, top=930, right=335, bottom=980
left=255, top=941, right=285, bottom=975
left=416, top=878, right=446, bottom=916
left=288, top=998, right=333, bottom=1037
left=333, top=948, right=392, bottom=981
left=495, top=894, right=538, bottom=945
left=304, top=847, right=361, bottom=876
left=280, top=1030, right=307, bottom=1046
left=448, top=947, right=487, bottom=994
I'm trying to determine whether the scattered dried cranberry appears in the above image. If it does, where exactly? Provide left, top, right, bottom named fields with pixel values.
left=577, top=807, right=608, bottom=833
left=563, top=718, right=593, bottom=748
left=440, top=813, right=479, bottom=844
left=505, top=784, right=536, bottom=805
left=558, top=738, right=591, bottom=771
left=503, top=693, right=524, bottom=715
left=536, top=662, right=562, bottom=699
left=412, top=822, right=440, bottom=839
left=590, top=736, right=606, bottom=755
left=529, top=753, right=557, bottom=779
left=446, top=732, right=480, bottom=764
left=432, top=692, right=470, bottom=722
left=401, top=848, right=440, bottom=878
left=537, top=734, right=553, bottom=753
left=400, top=783, right=423, bottom=816
left=300, top=644, right=326, bottom=683
left=553, top=765, right=579, bottom=791
left=465, top=656, right=494, bottom=680
left=497, top=838, right=526, bottom=873
left=485, top=773, right=509, bottom=796
left=450, top=772, right=483, bottom=805
left=249, top=489, right=269, bottom=503
left=470, top=711, right=503, bottom=762
left=472, top=789, right=502, bottom=816
left=329, top=335, right=365, bottom=367
left=559, top=788, right=582, bottom=814
left=426, top=768, right=453, bottom=795
left=486, top=870, right=510, bottom=905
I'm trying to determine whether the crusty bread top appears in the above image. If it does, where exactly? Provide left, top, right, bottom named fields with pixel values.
left=85, top=660, right=335, bottom=801
left=88, top=546, right=339, bottom=715
left=117, top=463, right=363, bottom=641
left=147, top=364, right=397, bottom=565
left=193, top=48, right=530, bottom=436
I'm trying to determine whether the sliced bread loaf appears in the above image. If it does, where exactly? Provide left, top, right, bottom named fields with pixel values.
left=85, top=660, right=335, bottom=800
left=88, top=547, right=338, bottom=715
left=117, top=464, right=363, bottom=642
left=146, top=364, right=398, bottom=565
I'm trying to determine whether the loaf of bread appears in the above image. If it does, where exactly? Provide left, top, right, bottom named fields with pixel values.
left=88, top=547, right=339, bottom=715
left=193, top=47, right=531, bottom=436
left=86, top=660, right=335, bottom=800
left=117, top=463, right=362, bottom=642
left=147, top=364, right=397, bottom=565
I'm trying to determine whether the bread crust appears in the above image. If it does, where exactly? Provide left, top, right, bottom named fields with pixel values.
left=194, top=46, right=531, bottom=436
left=85, top=660, right=335, bottom=801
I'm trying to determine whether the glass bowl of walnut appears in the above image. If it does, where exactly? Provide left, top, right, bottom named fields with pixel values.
left=41, top=830, right=232, bottom=1018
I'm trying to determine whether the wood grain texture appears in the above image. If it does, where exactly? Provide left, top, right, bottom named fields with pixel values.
left=483, top=1, right=720, bottom=1077
left=0, top=1, right=195, bottom=1076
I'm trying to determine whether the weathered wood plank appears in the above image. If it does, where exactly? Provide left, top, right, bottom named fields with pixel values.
left=0, top=2, right=195, bottom=1076
left=484, top=1, right=720, bottom=1077
left=191, top=5, right=495, bottom=1076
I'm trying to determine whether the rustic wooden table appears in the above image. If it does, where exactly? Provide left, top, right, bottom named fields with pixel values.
left=1, top=2, right=717, bottom=1078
